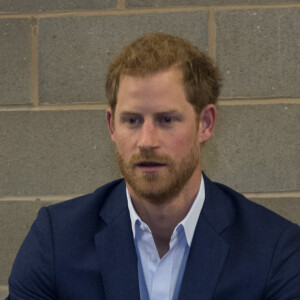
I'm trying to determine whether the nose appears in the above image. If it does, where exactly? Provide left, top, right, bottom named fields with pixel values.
left=137, top=119, right=159, bottom=150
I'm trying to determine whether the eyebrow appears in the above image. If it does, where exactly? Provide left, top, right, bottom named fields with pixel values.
left=119, top=111, right=141, bottom=117
left=154, top=110, right=180, bottom=116
left=120, top=110, right=180, bottom=115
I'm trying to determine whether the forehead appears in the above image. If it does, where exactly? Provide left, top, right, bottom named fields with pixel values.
left=120, top=67, right=183, bottom=91
left=116, top=68, right=191, bottom=113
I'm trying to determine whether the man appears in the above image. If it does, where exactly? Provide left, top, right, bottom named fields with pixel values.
left=7, top=33, right=300, bottom=299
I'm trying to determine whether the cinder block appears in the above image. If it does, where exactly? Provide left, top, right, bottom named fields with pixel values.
left=0, top=110, right=120, bottom=196
left=0, top=286, right=8, bottom=299
left=0, top=200, right=56, bottom=285
left=0, top=19, right=31, bottom=105
left=216, top=8, right=300, bottom=99
left=202, top=104, right=300, bottom=193
left=39, top=11, right=208, bottom=104
left=0, top=0, right=117, bottom=12
left=251, top=197, right=300, bottom=225
left=126, top=0, right=298, bottom=8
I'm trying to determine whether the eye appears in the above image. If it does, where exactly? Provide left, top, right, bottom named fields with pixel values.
left=128, top=117, right=137, bottom=124
left=156, top=115, right=175, bottom=128
left=155, top=113, right=183, bottom=128
left=127, top=117, right=141, bottom=128
left=158, top=116, right=172, bottom=124
left=120, top=114, right=143, bottom=128
left=163, top=116, right=172, bottom=123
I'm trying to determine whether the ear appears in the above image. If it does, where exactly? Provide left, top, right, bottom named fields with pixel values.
left=106, top=108, right=116, bottom=142
left=198, top=104, right=217, bottom=144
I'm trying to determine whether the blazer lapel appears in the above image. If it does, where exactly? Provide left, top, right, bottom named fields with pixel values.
left=178, top=174, right=234, bottom=300
left=94, top=181, right=140, bottom=300
left=178, top=216, right=229, bottom=300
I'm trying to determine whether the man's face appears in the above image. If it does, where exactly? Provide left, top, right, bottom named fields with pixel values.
left=107, top=68, right=203, bottom=203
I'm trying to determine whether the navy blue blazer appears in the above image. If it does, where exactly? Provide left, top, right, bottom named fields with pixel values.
left=8, top=174, right=300, bottom=299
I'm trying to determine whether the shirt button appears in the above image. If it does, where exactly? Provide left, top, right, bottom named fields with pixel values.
left=151, top=254, right=156, bottom=262
left=140, top=224, right=145, bottom=231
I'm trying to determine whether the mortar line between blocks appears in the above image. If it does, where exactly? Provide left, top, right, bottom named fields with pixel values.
left=0, top=285, right=8, bottom=289
left=0, top=103, right=109, bottom=111
left=208, top=7, right=216, bottom=60
left=0, top=195, right=82, bottom=202
left=1, top=192, right=299, bottom=202
left=212, top=3, right=300, bottom=11
left=0, top=4, right=299, bottom=19
left=218, top=99, right=300, bottom=106
left=31, top=17, right=39, bottom=106
left=243, top=192, right=300, bottom=199
left=0, top=7, right=208, bottom=19
left=0, top=99, right=299, bottom=112
left=0, top=287, right=8, bottom=295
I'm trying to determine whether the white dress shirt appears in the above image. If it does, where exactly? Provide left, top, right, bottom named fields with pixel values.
left=127, top=176, right=205, bottom=300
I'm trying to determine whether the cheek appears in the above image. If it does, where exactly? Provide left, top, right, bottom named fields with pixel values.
left=114, top=132, right=136, bottom=156
left=165, top=131, right=198, bottom=156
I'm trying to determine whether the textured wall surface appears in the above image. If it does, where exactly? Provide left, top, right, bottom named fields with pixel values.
left=1, top=0, right=299, bottom=292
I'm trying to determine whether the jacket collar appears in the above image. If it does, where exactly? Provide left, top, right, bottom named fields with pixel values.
left=94, top=174, right=233, bottom=299
left=94, top=180, right=140, bottom=300
left=178, top=174, right=232, bottom=299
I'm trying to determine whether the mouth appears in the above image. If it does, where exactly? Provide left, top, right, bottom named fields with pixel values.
left=135, top=161, right=167, bottom=172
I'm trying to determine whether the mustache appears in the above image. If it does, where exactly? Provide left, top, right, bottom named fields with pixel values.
left=129, top=152, right=173, bottom=165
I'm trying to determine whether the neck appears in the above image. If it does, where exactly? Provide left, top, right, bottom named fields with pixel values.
left=127, top=168, right=202, bottom=258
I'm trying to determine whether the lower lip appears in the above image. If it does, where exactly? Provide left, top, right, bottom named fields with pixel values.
left=137, top=165, right=166, bottom=173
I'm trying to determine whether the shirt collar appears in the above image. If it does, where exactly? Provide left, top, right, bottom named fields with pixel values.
left=179, top=176, right=205, bottom=246
left=126, top=174, right=205, bottom=247
left=126, top=187, right=141, bottom=238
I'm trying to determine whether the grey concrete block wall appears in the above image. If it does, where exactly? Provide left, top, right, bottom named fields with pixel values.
left=216, top=8, right=300, bottom=99
left=0, top=110, right=120, bottom=196
left=39, top=11, right=208, bottom=104
left=0, top=19, right=31, bottom=105
left=0, top=286, right=8, bottom=299
left=202, top=104, right=300, bottom=192
left=0, top=0, right=117, bottom=12
left=126, top=0, right=299, bottom=8
left=1, top=2, right=299, bottom=289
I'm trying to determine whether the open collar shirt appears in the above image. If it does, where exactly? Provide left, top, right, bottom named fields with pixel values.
left=127, top=175, right=205, bottom=300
